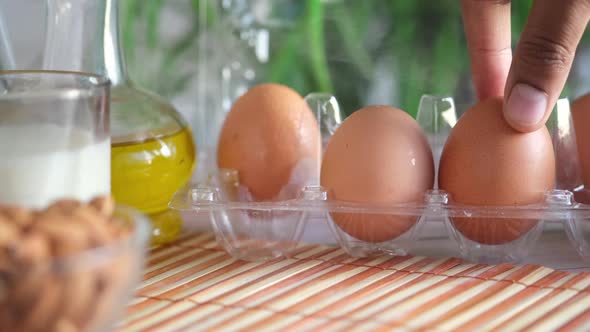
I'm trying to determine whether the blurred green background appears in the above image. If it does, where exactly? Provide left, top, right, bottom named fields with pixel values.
left=121, top=0, right=590, bottom=124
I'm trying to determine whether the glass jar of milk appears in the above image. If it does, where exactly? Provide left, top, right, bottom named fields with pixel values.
left=0, top=70, right=110, bottom=209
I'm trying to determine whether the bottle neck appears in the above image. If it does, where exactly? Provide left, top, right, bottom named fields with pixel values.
left=103, top=0, right=127, bottom=86
left=43, top=0, right=128, bottom=86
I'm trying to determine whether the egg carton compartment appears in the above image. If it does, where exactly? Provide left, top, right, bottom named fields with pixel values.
left=172, top=184, right=307, bottom=261
left=328, top=188, right=590, bottom=264
left=172, top=179, right=590, bottom=264
left=171, top=91, right=590, bottom=266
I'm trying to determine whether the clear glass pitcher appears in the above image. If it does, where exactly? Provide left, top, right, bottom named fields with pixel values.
left=42, top=0, right=197, bottom=245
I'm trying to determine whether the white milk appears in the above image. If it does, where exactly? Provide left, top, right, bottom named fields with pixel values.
left=0, top=124, right=110, bottom=209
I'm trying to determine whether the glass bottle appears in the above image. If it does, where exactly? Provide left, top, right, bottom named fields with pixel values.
left=43, top=0, right=197, bottom=245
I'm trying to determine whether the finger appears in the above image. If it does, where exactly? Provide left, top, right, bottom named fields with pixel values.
left=461, top=0, right=512, bottom=100
left=504, top=0, right=590, bottom=132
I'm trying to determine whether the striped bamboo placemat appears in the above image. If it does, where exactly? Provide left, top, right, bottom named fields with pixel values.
left=118, top=233, right=590, bottom=332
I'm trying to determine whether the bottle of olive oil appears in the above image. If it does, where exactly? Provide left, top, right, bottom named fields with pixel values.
left=43, top=0, right=196, bottom=245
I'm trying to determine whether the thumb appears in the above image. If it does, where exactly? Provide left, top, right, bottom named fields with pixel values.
left=504, top=0, right=590, bottom=133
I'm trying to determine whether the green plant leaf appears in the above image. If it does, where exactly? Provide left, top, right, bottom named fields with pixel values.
left=306, top=0, right=333, bottom=93
left=146, top=0, right=165, bottom=49
left=331, top=5, right=374, bottom=79
left=121, top=0, right=140, bottom=61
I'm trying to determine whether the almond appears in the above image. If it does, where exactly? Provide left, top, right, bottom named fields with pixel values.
left=46, top=199, right=82, bottom=216
left=86, top=251, right=134, bottom=331
left=22, top=276, right=62, bottom=331
left=61, top=269, right=96, bottom=327
left=10, top=265, right=49, bottom=317
left=1, top=206, right=33, bottom=227
left=72, top=207, right=113, bottom=247
left=53, top=318, right=79, bottom=332
left=84, top=275, right=113, bottom=332
left=0, top=306, right=17, bottom=331
left=89, top=196, right=115, bottom=218
left=0, top=218, right=18, bottom=247
left=0, top=271, right=7, bottom=302
left=34, top=219, right=89, bottom=256
left=10, top=231, right=50, bottom=265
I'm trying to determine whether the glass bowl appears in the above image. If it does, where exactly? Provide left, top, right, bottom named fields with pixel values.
left=0, top=205, right=151, bottom=332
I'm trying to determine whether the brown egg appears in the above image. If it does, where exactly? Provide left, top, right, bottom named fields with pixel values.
left=438, top=97, right=555, bottom=245
left=572, top=93, right=590, bottom=194
left=321, top=105, right=434, bottom=243
left=217, top=83, right=321, bottom=201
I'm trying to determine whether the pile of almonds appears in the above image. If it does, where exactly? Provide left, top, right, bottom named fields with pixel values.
left=0, top=196, right=136, bottom=332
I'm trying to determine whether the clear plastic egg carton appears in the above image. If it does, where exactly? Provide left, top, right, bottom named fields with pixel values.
left=170, top=93, right=590, bottom=266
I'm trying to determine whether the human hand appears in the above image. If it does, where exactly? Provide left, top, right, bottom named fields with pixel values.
left=461, top=0, right=590, bottom=132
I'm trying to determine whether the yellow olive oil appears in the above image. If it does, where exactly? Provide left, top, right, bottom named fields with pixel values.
left=111, top=127, right=196, bottom=245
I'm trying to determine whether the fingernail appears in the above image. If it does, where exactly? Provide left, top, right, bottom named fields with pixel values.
left=505, top=84, right=547, bottom=126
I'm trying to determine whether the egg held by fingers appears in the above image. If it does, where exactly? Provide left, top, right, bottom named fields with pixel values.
left=572, top=93, right=590, bottom=201
left=438, top=97, right=555, bottom=245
